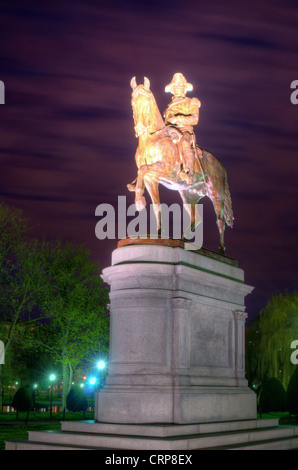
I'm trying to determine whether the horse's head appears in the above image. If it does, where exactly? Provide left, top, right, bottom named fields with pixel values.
left=130, top=77, right=164, bottom=137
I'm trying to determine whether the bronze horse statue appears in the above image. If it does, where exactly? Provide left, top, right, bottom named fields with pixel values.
left=127, top=76, right=234, bottom=254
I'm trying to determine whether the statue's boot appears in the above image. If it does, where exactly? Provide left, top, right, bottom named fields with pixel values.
left=179, top=168, right=194, bottom=185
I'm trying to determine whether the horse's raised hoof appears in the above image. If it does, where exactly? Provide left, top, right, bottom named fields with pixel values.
left=127, top=183, right=136, bottom=192
left=135, top=196, right=146, bottom=211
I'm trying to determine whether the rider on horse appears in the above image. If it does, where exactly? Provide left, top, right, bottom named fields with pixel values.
left=164, top=73, right=202, bottom=185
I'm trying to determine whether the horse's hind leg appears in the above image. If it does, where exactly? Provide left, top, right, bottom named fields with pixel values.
left=178, top=189, right=202, bottom=241
left=211, top=197, right=226, bottom=254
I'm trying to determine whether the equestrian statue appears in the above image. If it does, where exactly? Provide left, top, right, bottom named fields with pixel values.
left=127, top=73, right=234, bottom=254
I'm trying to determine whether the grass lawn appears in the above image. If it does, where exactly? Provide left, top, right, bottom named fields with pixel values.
left=0, top=422, right=62, bottom=450
left=0, top=409, right=94, bottom=450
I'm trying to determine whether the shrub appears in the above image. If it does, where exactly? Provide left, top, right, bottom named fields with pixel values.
left=66, top=387, right=88, bottom=412
left=259, top=377, right=287, bottom=412
left=287, top=367, right=298, bottom=415
left=12, top=386, right=34, bottom=412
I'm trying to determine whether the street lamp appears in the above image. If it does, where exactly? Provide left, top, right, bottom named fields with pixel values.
left=49, top=374, right=56, bottom=419
left=97, top=360, right=105, bottom=370
left=89, top=377, right=97, bottom=386
left=96, top=360, right=106, bottom=391
left=88, top=376, right=97, bottom=410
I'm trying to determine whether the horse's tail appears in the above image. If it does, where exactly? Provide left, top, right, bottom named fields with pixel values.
left=200, top=148, right=234, bottom=227
left=224, top=179, right=234, bottom=228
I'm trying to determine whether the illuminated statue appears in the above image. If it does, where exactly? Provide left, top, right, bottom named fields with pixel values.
left=128, top=75, right=233, bottom=254
left=164, top=73, right=201, bottom=184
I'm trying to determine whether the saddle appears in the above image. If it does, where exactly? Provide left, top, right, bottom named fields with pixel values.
left=127, top=126, right=207, bottom=191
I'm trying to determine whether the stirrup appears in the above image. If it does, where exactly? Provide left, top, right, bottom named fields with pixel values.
left=180, top=169, right=193, bottom=184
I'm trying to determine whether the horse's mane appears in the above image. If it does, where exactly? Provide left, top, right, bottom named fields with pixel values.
left=132, top=85, right=164, bottom=133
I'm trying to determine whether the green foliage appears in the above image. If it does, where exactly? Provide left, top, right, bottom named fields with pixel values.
left=33, top=239, right=110, bottom=367
left=26, top=239, right=110, bottom=409
left=66, top=387, right=88, bottom=412
left=0, top=202, right=30, bottom=265
left=259, top=377, right=287, bottom=412
left=255, top=291, right=298, bottom=389
left=287, top=367, right=298, bottom=415
left=0, top=202, right=110, bottom=412
left=12, top=386, right=34, bottom=412
left=245, top=317, right=261, bottom=388
left=0, top=204, right=49, bottom=407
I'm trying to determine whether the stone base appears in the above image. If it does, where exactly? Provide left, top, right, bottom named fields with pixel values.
left=96, top=385, right=256, bottom=424
left=96, top=242, right=256, bottom=424
left=6, top=419, right=298, bottom=450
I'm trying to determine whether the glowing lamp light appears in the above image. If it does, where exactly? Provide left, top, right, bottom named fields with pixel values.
left=89, top=377, right=96, bottom=386
left=49, top=374, right=56, bottom=381
left=97, top=360, right=105, bottom=370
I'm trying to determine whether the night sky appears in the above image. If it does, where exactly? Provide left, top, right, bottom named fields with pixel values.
left=1, top=0, right=298, bottom=321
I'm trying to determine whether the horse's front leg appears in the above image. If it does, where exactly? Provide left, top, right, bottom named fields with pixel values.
left=143, top=175, right=162, bottom=236
left=135, top=162, right=166, bottom=213
left=135, top=165, right=148, bottom=211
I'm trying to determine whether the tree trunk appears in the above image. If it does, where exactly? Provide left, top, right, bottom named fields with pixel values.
left=62, top=362, right=73, bottom=411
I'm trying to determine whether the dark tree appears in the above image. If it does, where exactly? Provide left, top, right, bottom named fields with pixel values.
left=287, top=367, right=298, bottom=415
left=259, top=377, right=287, bottom=413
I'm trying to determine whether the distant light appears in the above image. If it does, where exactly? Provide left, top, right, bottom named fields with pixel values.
left=33, top=384, right=38, bottom=389
left=80, top=383, right=84, bottom=388
left=50, top=374, right=56, bottom=381
left=89, top=377, right=96, bottom=385
left=97, top=360, right=105, bottom=370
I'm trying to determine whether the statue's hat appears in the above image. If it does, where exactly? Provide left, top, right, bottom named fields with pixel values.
left=165, top=73, right=193, bottom=93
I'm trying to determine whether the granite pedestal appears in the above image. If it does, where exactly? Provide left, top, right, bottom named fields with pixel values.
left=95, top=241, right=257, bottom=424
